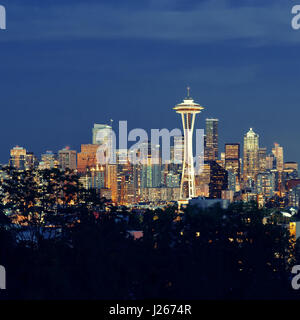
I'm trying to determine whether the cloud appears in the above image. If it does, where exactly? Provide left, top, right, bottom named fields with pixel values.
left=0, top=0, right=297, bottom=46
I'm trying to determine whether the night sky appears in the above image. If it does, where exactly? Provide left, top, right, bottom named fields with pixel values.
left=0, top=0, right=299, bottom=164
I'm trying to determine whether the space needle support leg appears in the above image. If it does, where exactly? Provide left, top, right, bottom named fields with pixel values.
left=180, top=113, right=187, bottom=200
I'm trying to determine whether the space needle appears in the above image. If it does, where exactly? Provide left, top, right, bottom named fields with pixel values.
left=174, top=87, right=204, bottom=205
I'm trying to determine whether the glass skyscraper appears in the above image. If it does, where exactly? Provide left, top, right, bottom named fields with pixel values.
left=205, top=118, right=219, bottom=161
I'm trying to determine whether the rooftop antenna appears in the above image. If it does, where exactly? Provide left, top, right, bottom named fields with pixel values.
left=187, top=86, right=191, bottom=98
left=110, top=119, right=113, bottom=128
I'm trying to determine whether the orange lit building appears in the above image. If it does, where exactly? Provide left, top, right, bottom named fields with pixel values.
left=77, top=144, right=99, bottom=173
left=225, top=143, right=240, bottom=180
left=106, top=164, right=118, bottom=203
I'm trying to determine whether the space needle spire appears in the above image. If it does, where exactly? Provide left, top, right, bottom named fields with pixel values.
left=173, top=87, right=204, bottom=204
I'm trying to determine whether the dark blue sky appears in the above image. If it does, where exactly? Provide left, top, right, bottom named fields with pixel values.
left=0, top=0, right=299, bottom=163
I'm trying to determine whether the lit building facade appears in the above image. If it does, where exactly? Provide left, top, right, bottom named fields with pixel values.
left=243, top=128, right=259, bottom=184
left=92, top=124, right=112, bottom=145
left=284, top=162, right=298, bottom=172
left=58, top=147, right=77, bottom=170
left=272, top=143, right=284, bottom=172
left=258, top=147, right=267, bottom=172
left=209, top=161, right=228, bottom=199
left=116, top=149, right=137, bottom=205
left=265, top=153, right=275, bottom=170
left=205, top=118, right=219, bottom=161
left=77, top=144, right=99, bottom=173
left=106, top=164, right=118, bottom=202
left=9, top=146, right=27, bottom=170
left=39, top=151, right=58, bottom=169
left=225, top=143, right=240, bottom=180
left=257, top=171, right=275, bottom=198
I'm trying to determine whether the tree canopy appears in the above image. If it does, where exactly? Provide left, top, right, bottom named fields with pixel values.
left=0, top=167, right=298, bottom=299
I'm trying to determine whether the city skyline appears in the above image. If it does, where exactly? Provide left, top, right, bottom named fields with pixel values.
left=2, top=0, right=300, bottom=301
left=3, top=111, right=296, bottom=168
left=7, top=103, right=298, bottom=208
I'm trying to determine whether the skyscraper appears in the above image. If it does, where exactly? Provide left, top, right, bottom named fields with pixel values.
left=58, top=147, right=77, bottom=170
left=92, top=123, right=115, bottom=165
left=116, top=149, right=136, bottom=205
left=39, top=151, right=58, bottom=169
left=106, top=164, right=118, bottom=203
left=173, top=135, right=184, bottom=165
left=77, top=144, right=99, bottom=173
left=205, top=118, right=218, bottom=161
left=243, top=128, right=259, bottom=184
left=80, top=167, right=106, bottom=192
left=209, top=161, right=228, bottom=199
left=272, top=143, right=284, bottom=172
left=257, top=171, right=275, bottom=198
left=225, top=143, right=240, bottom=179
left=92, top=124, right=112, bottom=145
left=272, top=143, right=284, bottom=195
left=162, top=135, right=183, bottom=187
left=258, top=147, right=267, bottom=172
left=266, top=153, right=275, bottom=170
left=138, top=141, right=161, bottom=188
left=25, top=152, right=38, bottom=169
left=9, top=146, right=27, bottom=170
left=174, top=88, right=204, bottom=202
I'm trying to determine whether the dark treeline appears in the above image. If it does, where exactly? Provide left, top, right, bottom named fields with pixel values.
left=0, top=167, right=299, bottom=299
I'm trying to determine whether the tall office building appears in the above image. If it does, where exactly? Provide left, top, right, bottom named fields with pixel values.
left=58, top=147, right=77, bottom=170
left=209, top=161, right=228, bottom=199
left=257, top=171, right=275, bottom=198
left=116, top=149, right=136, bottom=205
left=258, top=147, right=267, bottom=172
left=283, top=162, right=299, bottom=182
left=39, top=151, right=58, bottom=169
left=288, top=184, right=300, bottom=207
left=92, top=123, right=115, bottom=166
left=266, top=153, right=275, bottom=170
left=106, top=164, right=118, bottom=202
left=243, top=128, right=259, bottom=184
left=9, top=146, right=27, bottom=170
left=162, top=136, right=183, bottom=186
left=138, top=141, right=161, bottom=188
left=225, top=143, right=240, bottom=179
left=25, top=152, right=38, bottom=169
left=272, top=143, right=284, bottom=172
left=77, top=144, right=99, bottom=173
left=92, top=124, right=112, bottom=145
left=205, top=119, right=218, bottom=161
left=173, top=135, right=184, bottom=165
left=271, top=143, right=284, bottom=195
left=80, top=167, right=106, bottom=192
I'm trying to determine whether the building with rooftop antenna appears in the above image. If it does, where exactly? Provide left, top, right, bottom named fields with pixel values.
left=173, top=87, right=204, bottom=204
